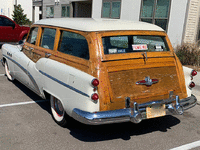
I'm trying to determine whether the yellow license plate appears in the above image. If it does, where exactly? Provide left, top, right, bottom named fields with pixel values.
left=146, top=104, right=166, bottom=119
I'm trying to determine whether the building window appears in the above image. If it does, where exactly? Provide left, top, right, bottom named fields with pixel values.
left=62, top=5, right=70, bottom=17
left=102, top=0, right=121, bottom=19
left=140, top=0, right=171, bottom=31
left=46, top=6, right=54, bottom=18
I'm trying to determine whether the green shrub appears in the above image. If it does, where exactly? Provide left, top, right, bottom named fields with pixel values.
left=12, top=4, right=31, bottom=26
left=175, top=42, right=200, bottom=66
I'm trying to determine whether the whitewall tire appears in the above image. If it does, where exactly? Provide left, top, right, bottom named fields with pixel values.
left=5, top=61, right=14, bottom=81
left=50, top=95, right=68, bottom=127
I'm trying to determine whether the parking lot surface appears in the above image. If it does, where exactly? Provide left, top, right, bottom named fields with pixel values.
left=1, top=49, right=200, bottom=150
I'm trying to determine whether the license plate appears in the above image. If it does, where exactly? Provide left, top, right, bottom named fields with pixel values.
left=146, top=104, right=166, bottom=119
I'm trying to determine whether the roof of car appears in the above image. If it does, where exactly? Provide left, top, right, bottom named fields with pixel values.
left=34, top=18, right=164, bottom=32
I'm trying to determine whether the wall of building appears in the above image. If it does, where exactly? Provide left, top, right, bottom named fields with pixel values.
left=183, top=0, right=200, bottom=43
left=17, top=0, right=32, bottom=21
left=0, top=0, right=14, bottom=18
left=92, top=0, right=102, bottom=18
left=0, top=0, right=32, bottom=21
left=120, top=0, right=141, bottom=20
left=34, top=6, right=40, bottom=22
left=167, top=0, right=189, bottom=46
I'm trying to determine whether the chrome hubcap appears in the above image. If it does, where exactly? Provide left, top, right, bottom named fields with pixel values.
left=53, top=97, right=64, bottom=117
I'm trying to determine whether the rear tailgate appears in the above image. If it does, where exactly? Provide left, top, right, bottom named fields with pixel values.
left=104, top=56, right=185, bottom=107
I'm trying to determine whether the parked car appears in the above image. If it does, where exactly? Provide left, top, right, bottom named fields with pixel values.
left=0, top=15, right=30, bottom=44
left=1, top=18, right=197, bottom=127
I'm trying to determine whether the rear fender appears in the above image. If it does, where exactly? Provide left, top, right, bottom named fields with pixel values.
left=183, top=66, right=193, bottom=97
left=35, top=58, right=100, bottom=116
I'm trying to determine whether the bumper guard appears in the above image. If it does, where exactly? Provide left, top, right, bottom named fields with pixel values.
left=71, top=95, right=197, bottom=125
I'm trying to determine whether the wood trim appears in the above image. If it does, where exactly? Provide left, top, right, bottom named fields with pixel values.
left=24, top=25, right=91, bottom=73
left=96, top=30, right=174, bottom=61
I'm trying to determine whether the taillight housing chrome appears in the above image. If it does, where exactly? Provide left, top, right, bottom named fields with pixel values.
left=189, top=82, right=195, bottom=88
left=91, top=79, right=99, bottom=87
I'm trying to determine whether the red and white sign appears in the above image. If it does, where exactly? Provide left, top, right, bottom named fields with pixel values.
left=132, top=44, right=148, bottom=50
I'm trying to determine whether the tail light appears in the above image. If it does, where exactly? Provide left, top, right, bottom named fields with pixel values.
left=91, top=78, right=99, bottom=101
left=191, top=70, right=197, bottom=77
left=189, top=82, right=195, bottom=88
left=92, top=79, right=99, bottom=87
left=91, top=93, right=99, bottom=101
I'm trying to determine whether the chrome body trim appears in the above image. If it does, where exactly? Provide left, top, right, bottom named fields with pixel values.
left=136, top=76, right=159, bottom=86
left=71, top=95, right=197, bottom=125
left=39, top=70, right=90, bottom=98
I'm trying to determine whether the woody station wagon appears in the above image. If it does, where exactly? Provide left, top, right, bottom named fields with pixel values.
left=1, top=18, right=197, bottom=126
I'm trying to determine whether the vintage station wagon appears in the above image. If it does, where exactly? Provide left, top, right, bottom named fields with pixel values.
left=1, top=18, right=197, bottom=126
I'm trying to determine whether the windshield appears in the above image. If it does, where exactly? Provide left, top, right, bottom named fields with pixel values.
left=102, top=35, right=169, bottom=55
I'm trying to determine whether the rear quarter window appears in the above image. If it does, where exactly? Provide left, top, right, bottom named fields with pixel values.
left=58, top=31, right=89, bottom=60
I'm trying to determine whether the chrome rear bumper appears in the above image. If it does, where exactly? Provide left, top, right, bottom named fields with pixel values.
left=71, top=95, right=197, bottom=125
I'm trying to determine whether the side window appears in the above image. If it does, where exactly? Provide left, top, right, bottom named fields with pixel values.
left=27, top=27, right=38, bottom=45
left=58, top=31, right=89, bottom=60
left=0, top=17, right=4, bottom=26
left=2, top=17, right=15, bottom=26
left=40, top=28, right=56, bottom=50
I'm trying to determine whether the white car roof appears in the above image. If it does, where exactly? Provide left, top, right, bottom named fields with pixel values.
left=34, top=18, right=164, bottom=32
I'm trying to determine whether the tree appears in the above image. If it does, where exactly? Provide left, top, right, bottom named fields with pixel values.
left=12, top=4, right=31, bottom=25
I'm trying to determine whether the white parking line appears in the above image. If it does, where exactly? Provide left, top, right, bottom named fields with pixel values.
left=0, top=100, right=48, bottom=108
left=170, top=140, right=200, bottom=150
left=0, top=74, right=5, bottom=76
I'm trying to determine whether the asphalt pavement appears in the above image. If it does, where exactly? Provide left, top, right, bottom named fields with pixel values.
left=0, top=48, right=200, bottom=150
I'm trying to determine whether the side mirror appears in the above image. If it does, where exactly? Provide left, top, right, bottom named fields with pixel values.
left=18, top=40, right=25, bottom=51
left=19, top=40, right=24, bottom=45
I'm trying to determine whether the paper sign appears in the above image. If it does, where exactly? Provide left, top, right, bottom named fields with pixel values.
left=155, top=45, right=163, bottom=51
left=118, top=49, right=126, bottom=53
left=132, top=44, right=148, bottom=50
left=108, top=49, right=117, bottom=54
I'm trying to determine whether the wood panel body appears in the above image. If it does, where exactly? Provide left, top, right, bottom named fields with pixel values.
left=23, top=26, right=187, bottom=112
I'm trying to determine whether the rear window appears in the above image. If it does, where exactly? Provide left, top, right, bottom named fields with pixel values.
left=102, top=35, right=169, bottom=54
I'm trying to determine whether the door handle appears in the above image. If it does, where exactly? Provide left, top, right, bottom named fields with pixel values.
left=45, top=52, right=51, bottom=58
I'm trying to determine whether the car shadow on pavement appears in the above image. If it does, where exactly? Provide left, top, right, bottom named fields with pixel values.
left=12, top=80, right=51, bottom=113
left=11, top=80, right=181, bottom=142
left=67, top=113, right=180, bottom=142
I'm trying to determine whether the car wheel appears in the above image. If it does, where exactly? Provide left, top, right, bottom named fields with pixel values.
left=50, top=95, right=68, bottom=127
left=5, top=61, right=14, bottom=81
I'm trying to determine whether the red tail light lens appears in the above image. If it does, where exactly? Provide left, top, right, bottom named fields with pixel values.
left=91, top=93, right=99, bottom=101
left=92, top=79, right=99, bottom=87
left=189, top=82, right=195, bottom=88
left=191, top=70, right=197, bottom=76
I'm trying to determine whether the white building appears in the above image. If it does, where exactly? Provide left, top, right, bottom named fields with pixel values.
left=40, top=0, right=200, bottom=47
left=0, top=0, right=32, bottom=21
left=92, top=0, right=200, bottom=47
